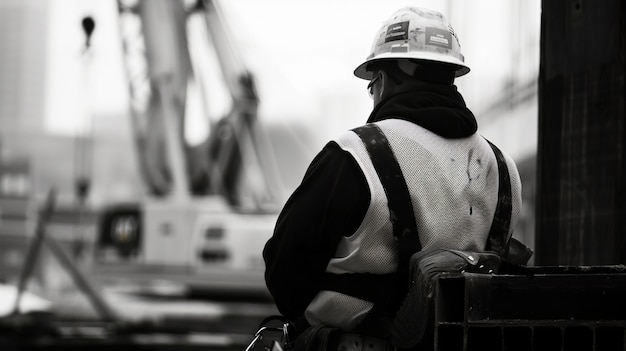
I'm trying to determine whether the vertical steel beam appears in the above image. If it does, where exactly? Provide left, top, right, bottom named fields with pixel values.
left=537, top=0, right=626, bottom=265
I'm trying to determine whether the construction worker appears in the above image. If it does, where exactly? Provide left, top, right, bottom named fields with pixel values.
left=263, top=6, right=523, bottom=350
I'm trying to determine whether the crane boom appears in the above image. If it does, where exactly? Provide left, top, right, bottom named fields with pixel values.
left=117, top=0, right=192, bottom=198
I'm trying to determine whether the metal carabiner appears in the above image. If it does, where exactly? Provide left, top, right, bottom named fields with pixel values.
left=245, top=325, right=285, bottom=351
left=245, top=316, right=294, bottom=351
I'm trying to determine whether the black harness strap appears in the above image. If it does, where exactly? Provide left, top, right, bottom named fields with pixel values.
left=352, top=123, right=421, bottom=333
left=353, top=124, right=422, bottom=262
left=484, top=139, right=513, bottom=256
left=320, top=272, right=395, bottom=302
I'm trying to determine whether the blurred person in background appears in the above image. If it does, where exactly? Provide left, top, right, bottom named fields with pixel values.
left=263, top=6, right=523, bottom=351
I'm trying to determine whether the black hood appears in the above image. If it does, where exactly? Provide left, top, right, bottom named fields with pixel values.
left=367, top=83, right=477, bottom=139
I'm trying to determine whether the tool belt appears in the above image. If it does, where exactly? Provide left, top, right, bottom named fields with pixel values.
left=336, top=333, right=396, bottom=351
left=293, top=326, right=395, bottom=351
left=244, top=318, right=397, bottom=351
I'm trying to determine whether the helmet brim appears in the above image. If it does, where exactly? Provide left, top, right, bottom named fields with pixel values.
left=354, top=54, right=470, bottom=80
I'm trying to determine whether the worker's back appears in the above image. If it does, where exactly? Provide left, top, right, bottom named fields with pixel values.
left=305, top=118, right=523, bottom=331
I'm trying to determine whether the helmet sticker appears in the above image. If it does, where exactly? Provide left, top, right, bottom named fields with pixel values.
left=390, top=43, right=409, bottom=53
left=425, top=27, right=452, bottom=49
left=384, top=21, right=409, bottom=43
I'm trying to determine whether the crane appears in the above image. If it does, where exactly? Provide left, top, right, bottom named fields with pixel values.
left=93, top=0, right=314, bottom=294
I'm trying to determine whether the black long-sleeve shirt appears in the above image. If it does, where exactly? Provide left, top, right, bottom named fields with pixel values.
left=263, top=141, right=370, bottom=323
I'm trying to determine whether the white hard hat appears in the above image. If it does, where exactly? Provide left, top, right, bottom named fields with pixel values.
left=354, top=7, right=470, bottom=80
